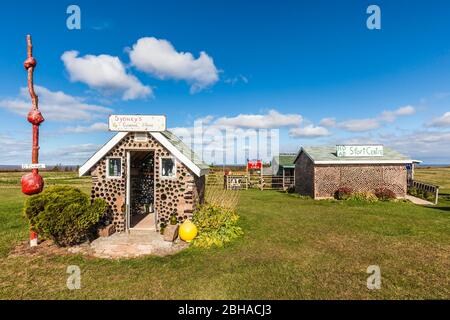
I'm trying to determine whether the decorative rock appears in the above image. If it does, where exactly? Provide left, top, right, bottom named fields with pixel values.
left=163, top=224, right=179, bottom=242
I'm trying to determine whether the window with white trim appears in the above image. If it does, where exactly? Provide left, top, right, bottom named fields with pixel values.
left=160, top=157, right=176, bottom=179
left=107, top=157, right=122, bottom=178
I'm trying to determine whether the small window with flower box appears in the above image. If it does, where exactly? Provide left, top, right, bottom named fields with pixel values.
left=106, top=157, right=122, bottom=179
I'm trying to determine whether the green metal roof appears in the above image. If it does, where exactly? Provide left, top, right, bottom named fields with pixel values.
left=275, top=153, right=296, bottom=168
left=298, top=146, right=413, bottom=164
left=161, top=130, right=210, bottom=170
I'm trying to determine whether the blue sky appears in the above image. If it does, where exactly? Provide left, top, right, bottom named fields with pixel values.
left=1, top=0, right=450, bottom=164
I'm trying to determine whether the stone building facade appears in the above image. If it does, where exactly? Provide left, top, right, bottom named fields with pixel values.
left=294, top=146, right=412, bottom=199
left=79, top=131, right=208, bottom=232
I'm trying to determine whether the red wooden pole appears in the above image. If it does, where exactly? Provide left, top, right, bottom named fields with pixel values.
left=21, top=35, right=44, bottom=247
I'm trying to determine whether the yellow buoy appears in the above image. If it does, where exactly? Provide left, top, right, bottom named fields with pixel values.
left=179, top=220, right=198, bottom=242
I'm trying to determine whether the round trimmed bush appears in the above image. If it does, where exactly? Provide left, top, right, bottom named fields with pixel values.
left=23, top=186, right=107, bottom=246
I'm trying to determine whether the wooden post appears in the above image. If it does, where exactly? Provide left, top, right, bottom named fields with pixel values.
left=435, top=187, right=439, bottom=205
left=260, top=161, right=263, bottom=191
left=282, top=168, right=285, bottom=190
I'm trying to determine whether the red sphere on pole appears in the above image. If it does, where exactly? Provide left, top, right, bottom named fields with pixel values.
left=21, top=171, right=44, bottom=195
left=27, top=109, right=44, bottom=125
left=21, top=35, right=44, bottom=247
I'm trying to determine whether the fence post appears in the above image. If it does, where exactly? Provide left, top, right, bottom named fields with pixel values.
left=435, top=187, right=439, bottom=205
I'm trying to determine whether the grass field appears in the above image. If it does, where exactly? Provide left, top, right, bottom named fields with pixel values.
left=0, top=170, right=449, bottom=299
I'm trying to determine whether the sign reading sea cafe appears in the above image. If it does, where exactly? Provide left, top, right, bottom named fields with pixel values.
left=336, top=145, right=384, bottom=157
left=109, top=115, right=166, bottom=132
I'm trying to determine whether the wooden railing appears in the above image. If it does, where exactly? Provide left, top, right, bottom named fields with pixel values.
left=408, top=180, right=440, bottom=205
left=222, top=174, right=294, bottom=190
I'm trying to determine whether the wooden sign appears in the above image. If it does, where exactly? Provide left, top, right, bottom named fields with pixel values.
left=109, top=115, right=166, bottom=132
left=336, top=145, right=384, bottom=157
left=22, top=163, right=46, bottom=169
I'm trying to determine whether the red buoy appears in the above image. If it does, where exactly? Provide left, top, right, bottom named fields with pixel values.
left=27, top=109, right=44, bottom=125
left=21, top=171, right=44, bottom=195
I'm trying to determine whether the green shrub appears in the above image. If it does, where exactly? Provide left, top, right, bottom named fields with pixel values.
left=408, top=187, right=435, bottom=202
left=192, top=204, right=243, bottom=248
left=346, top=191, right=378, bottom=203
left=23, top=186, right=107, bottom=246
left=408, top=187, right=418, bottom=197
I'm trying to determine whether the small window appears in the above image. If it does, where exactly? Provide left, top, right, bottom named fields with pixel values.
left=134, top=132, right=148, bottom=142
left=160, top=157, right=176, bottom=179
left=107, top=158, right=122, bottom=178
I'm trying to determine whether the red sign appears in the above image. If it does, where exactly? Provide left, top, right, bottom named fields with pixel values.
left=247, top=160, right=262, bottom=170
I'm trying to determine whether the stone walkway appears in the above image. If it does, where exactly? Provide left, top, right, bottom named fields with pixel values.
left=69, top=231, right=188, bottom=259
left=405, top=195, right=435, bottom=206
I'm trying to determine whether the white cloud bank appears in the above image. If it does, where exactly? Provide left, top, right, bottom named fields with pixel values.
left=427, top=111, right=450, bottom=127
left=0, top=85, right=112, bottom=121
left=213, top=109, right=302, bottom=129
left=289, top=125, right=330, bottom=138
left=330, top=105, right=416, bottom=132
left=63, top=122, right=109, bottom=133
left=129, top=37, right=219, bottom=93
left=61, top=51, right=152, bottom=100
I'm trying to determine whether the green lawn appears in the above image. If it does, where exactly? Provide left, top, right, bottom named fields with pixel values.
left=0, top=171, right=449, bottom=299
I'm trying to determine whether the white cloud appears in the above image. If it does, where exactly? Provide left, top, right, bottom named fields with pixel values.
left=0, top=85, right=112, bottom=121
left=61, top=50, right=152, bottom=100
left=427, top=112, right=450, bottom=128
left=336, top=105, right=416, bottom=132
left=380, top=105, right=415, bottom=122
left=380, top=130, right=450, bottom=163
left=0, top=134, right=29, bottom=164
left=338, top=118, right=380, bottom=132
left=289, top=125, right=330, bottom=138
left=63, top=122, right=109, bottom=133
left=213, top=109, right=302, bottom=129
left=319, top=117, right=336, bottom=127
left=224, top=75, right=249, bottom=86
left=41, top=143, right=101, bottom=164
left=129, top=37, right=219, bottom=93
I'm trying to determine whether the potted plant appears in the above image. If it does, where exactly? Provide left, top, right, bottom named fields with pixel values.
left=164, top=212, right=179, bottom=242
left=159, top=222, right=166, bottom=235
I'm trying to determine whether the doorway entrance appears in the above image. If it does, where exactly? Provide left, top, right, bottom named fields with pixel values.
left=126, top=151, right=155, bottom=230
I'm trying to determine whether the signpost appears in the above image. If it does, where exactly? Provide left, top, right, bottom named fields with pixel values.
left=336, top=145, right=384, bottom=157
left=247, top=160, right=262, bottom=170
left=108, top=115, right=166, bottom=132
left=22, top=163, right=46, bottom=170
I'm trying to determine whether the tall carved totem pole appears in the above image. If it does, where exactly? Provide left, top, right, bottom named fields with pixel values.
left=21, top=35, right=44, bottom=247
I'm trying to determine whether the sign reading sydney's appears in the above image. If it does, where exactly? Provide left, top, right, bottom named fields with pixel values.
left=336, top=145, right=384, bottom=157
left=109, top=115, right=166, bottom=132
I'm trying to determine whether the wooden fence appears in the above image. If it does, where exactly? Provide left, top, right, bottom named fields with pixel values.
left=409, top=180, right=440, bottom=205
left=221, top=174, right=295, bottom=190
